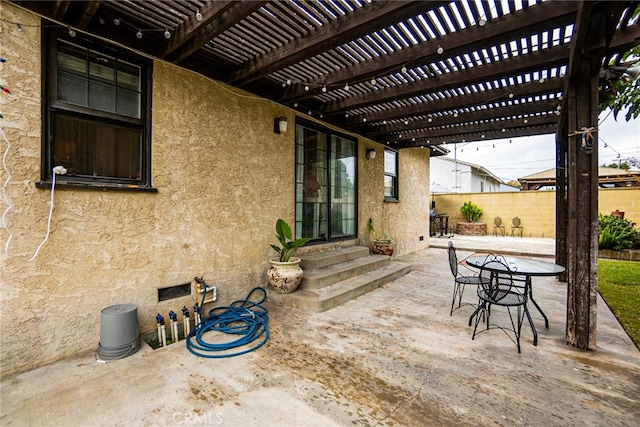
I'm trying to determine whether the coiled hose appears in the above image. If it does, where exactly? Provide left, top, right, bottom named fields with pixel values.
left=186, top=286, right=269, bottom=358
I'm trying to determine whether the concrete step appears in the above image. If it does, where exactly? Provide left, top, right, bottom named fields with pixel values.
left=300, top=246, right=370, bottom=270
left=268, top=261, right=412, bottom=312
left=299, top=253, right=391, bottom=290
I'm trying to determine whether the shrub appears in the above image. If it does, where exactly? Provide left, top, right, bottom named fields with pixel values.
left=460, top=201, right=483, bottom=223
left=598, top=213, right=640, bottom=251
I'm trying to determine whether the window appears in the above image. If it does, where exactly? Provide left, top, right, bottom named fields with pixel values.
left=384, top=149, right=399, bottom=201
left=295, top=120, right=357, bottom=242
left=40, top=25, right=153, bottom=190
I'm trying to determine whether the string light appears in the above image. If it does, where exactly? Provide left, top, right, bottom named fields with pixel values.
left=113, top=18, right=120, bottom=26
left=136, top=29, right=143, bottom=39
left=195, top=10, right=203, bottom=21
left=437, top=46, right=444, bottom=54
left=68, top=27, right=76, bottom=37
left=164, top=29, right=171, bottom=39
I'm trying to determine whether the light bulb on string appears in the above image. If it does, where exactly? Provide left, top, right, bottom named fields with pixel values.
left=113, top=18, right=120, bottom=26
left=322, top=85, right=327, bottom=93
left=195, top=10, right=203, bottom=21
left=344, top=83, right=350, bottom=91
left=437, top=46, right=444, bottom=54
left=370, top=78, right=376, bottom=86
left=68, top=27, right=76, bottom=37
left=136, top=29, right=143, bottom=39
left=401, top=66, right=407, bottom=74
left=304, top=85, right=309, bottom=91
left=164, top=29, right=171, bottom=39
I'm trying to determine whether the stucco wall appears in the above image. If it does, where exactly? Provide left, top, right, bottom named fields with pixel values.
left=433, top=187, right=640, bottom=238
left=0, top=4, right=430, bottom=375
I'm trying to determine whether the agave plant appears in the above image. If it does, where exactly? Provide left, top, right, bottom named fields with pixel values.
left=270, top=219, right=310, bottom=262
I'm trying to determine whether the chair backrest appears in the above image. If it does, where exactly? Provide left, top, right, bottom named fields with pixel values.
left=494, top=217, right=503, bottom=226
left=447, top=241, right=458, bottom=277
left=478, top=254, right=517, bottom=301
left=512, top=217, right=521, bottom=227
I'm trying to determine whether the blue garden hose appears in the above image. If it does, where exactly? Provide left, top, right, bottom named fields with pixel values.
left=186, top=286, right=269, bottom=358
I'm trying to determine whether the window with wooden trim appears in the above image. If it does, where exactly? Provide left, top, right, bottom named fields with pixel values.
left=40, top=26, right=153, bottom=190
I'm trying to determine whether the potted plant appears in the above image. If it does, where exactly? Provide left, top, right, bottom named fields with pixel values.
left=267, top=219, right=310, bottom=294
left=367, top=218, right=394, bottom=256
left=457, top=201, right=486, bottom=235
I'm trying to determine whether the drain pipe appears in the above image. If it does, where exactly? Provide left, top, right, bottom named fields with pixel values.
left=156, top=313, right=166, bottom=347
left=182, top=306, right=190, bottom=337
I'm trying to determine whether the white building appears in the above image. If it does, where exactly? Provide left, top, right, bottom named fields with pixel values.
left=430, top=156, right=514, bottom=193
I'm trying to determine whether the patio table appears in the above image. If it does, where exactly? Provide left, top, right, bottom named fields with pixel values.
left=465, top=255, right=565, bottom=346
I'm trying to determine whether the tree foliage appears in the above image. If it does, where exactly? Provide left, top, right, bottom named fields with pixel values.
left=599, top=43, right=640, bottom=122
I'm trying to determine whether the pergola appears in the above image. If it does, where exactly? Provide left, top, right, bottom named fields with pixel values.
left=11, top=0, right=640, bottom=350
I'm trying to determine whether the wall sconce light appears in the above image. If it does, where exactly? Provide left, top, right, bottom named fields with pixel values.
left=274, top=116, right=288, bottom=134
left=366, top=148, right=376, bottom=160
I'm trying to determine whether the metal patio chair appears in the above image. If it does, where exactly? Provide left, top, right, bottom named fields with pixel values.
left=469, top=254, right=530, bottom=353
left=511, top=217, right=524, bottom=237
left=447, top=241, right=485, bottom=316
left=493, top=217, right=505, bottom=236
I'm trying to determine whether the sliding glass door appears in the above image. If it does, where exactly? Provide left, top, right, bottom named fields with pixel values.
left=295, top=122, right=357, bottom=242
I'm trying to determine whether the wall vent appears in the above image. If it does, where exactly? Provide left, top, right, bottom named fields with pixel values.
left=158, top=282, right=191, bottom=301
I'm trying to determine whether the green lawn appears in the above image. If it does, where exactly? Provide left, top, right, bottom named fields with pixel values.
left=598, top=259, right=640, bottom=349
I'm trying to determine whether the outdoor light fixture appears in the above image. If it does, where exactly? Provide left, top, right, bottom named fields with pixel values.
left=366, top=148, right=376, bottom=160
left=274, top=116, right=288, bottom=134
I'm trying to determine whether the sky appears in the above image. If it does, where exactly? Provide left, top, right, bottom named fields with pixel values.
left=448, top=109, right=640, bottom=183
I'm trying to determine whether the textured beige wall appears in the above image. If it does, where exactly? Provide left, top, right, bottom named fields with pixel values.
left=433, top=187, right=640, bottom=238
left=0, top=4, right=430, bottom=375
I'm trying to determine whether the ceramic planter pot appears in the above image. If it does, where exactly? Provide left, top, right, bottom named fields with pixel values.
left=267, top=257, right=304, bottom=293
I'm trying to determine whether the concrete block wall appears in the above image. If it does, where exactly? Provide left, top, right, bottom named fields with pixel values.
left=433, top=187, right=640, bottom=238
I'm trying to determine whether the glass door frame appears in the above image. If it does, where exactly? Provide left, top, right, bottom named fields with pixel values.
left=294, top=118, right=358, bottom=243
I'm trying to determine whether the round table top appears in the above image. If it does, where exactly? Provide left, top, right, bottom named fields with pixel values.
left=465, top=255, right=565, bottom=276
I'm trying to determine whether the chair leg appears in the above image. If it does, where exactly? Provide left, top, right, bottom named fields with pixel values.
left=450, top=281, right=465, bottom=315
left=471, top=302, right=487, bottom=340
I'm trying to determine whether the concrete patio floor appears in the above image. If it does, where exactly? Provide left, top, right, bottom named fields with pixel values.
left=1, top=237, right=639, bottom=426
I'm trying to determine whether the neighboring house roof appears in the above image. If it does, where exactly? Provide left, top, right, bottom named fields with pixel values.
left=435, top=157, right=505, bottom=185
left=518, top=167, right=640, bottom=190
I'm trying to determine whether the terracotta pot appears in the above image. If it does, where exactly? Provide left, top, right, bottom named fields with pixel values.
left=267, top=257, right=304, bottom=294
left=372, top=240, right=394, bottom=256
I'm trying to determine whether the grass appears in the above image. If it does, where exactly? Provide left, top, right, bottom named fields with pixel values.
left=598, top=259, right=640, bottom=349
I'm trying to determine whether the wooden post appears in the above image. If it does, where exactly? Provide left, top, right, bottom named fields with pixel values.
left=563, top=5, right=612, bottom=349
left=555, top=118, right=568, bottom=282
